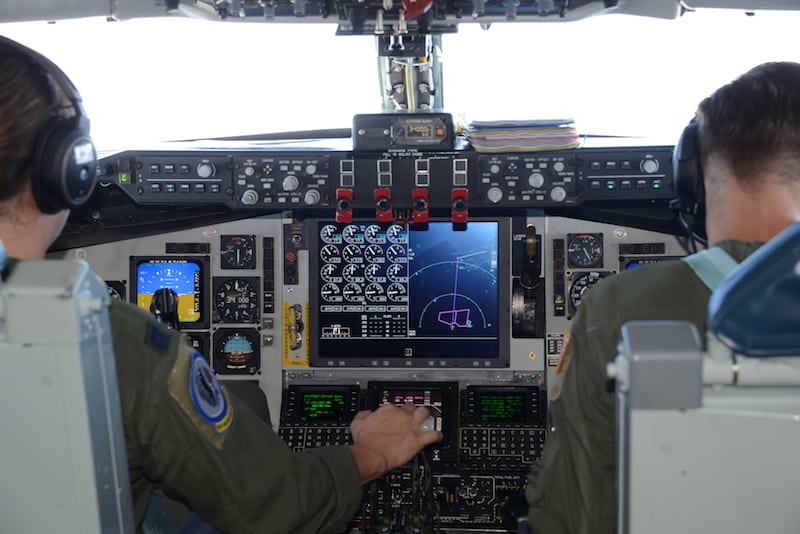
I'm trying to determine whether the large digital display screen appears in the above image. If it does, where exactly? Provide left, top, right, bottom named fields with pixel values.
left=309, top=220, right=509, bottom=367
left=130, top=256, right=209, bottom=328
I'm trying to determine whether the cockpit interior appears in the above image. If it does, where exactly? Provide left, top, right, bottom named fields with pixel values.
left=2, top=1, right=800, bottom=533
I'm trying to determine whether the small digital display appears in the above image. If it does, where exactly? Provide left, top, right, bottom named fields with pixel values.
left=130, top=256, right=208, bottom=327
left=367, top=381, right=458, bottom=460
left=464, top=386, right=542, bottom=426
left=282, top=385, right=360, bottom=426
left=298, top=390, right=350, bottom=424
left=378, top=387, right=444, bottom=432
left=478, top=391, right=526, bottom=423
left=309, top=220, right=509, bottom=367
left=407, top=125, right=432, bottom=138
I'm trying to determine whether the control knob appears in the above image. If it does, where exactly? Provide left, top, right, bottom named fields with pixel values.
left=282, top=175, right=300, bottom=192
left=486, top=187, right=504, bottom=204
left=240, top=189, right=259, bottom=205
left=304, top=189, right=321, bottom=205
left=197, top=162, right=215, bottom=178
left=641, top=159, right=659, bottom=174
left=528, top=172, right=545, bottom=189
left=550, top=186, right=567, bottom=202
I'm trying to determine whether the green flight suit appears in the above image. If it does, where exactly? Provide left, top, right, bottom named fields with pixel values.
left=526, top=240, right=762, bottom=534
left=109, top=300, right=363, bottom=534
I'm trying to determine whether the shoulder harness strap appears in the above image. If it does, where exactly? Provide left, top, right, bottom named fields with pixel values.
left=682, top=247, right=740, bottom=292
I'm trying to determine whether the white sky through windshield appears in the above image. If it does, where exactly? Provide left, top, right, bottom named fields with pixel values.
left=2, top=9, right=800, bottom=150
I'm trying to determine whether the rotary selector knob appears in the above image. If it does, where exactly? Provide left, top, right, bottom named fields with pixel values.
left=305, top=164, right=317, bottom=175
left=489, top=163, right=502, bottom=174
left=528, top=172, right=545, bottom=189
left=553, top=161, right=565, bottom=172
left=197, top=162, right=215, bottom=178
left=241, top=189, right=259, bottom=205
left=487, top=187, right=504, bottom=204
left=550, top=186, right=567, bottom=202
left=304, top=189, right=321, bottom=205
left=282, top=175, right=300, bottom=191
left=244, top=166, right=256, bottom=177
left=641, top=159, right=659, bottom=174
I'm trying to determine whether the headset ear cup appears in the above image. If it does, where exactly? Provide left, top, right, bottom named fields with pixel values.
left=31, top=118, right=97, bottom=214
left=673, top=121, right=703, bottom=214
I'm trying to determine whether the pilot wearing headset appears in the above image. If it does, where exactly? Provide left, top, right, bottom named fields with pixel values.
left=526, top=62, right=800, bottom=534
left=0, top=35, right=442, bottom=533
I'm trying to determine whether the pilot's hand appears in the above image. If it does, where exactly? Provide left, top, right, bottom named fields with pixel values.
left=349, top=403, right=443, bottom=483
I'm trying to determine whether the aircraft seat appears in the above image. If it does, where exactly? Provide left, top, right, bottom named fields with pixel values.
left=612, top=222, right=800, bottom=534
left=0, top=252, right=135, bottom=533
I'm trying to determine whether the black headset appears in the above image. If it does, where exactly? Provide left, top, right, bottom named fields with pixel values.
left=672, top=119, right=704, bottom=215
left=0, top=35, right=97, bottom=214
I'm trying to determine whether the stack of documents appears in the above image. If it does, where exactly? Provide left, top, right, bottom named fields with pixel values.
left=461, top=117, right=581, bottom=152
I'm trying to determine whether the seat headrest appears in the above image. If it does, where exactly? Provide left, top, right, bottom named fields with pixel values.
left=708, top=222, right=800, bottom=357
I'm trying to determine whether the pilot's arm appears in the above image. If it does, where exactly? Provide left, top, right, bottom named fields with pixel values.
left=109, top=300, right=363, bottom=534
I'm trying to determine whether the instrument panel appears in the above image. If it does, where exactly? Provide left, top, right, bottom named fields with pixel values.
left=57, top=141, right=691, bottom=533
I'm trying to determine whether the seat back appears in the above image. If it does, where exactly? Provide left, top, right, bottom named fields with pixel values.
left=0, top=256, right=135, bottom=533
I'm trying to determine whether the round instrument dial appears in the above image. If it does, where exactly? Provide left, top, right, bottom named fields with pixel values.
left=568, top=272, right=609, bottom=314
left=319, top=224, right=340, bottom=244
left=341, top=224, right=364, bottom=244
left=386, top=224, right=407, bottom=243
left=567, top=234, right=603, bottom=268
left=214, top=329, right=259, bottom=374
left=220, top=235, right=256, bottom=269
left=214, top=277, right=259, bottom=323
left=364, top=224, right=385, bottom=244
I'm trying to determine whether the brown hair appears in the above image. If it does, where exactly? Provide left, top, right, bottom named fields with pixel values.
left=697, top=61, right=800, bottom=187
left=0, top=49, right=60, bottom=205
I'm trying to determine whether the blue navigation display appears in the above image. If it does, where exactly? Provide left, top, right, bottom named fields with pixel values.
left=310, top=220, right=509, bottom=368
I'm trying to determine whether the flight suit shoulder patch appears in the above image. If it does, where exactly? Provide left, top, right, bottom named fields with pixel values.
left=167, top=343, right=233, bottom=449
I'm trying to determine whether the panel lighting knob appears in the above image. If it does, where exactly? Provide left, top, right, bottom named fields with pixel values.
left=487, top=187, right=504, bottom=204
left=241, top=189, right=259, bottom=205
left=528, top=172, right=545, bottom=189
left=304, top=189, right=321, bottom=206
left=641, top=159, right=659, bottom=174
left=282, top=175, right=300, bottom=192
left=197, top=162, right=215, bottom=178
left=550, top=186, right=567, bottom=202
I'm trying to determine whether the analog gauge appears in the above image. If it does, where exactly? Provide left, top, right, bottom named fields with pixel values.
left=364, top=263, right=385, bottom=282
left=320, top=244, right=341, bottom=263
left=364, top=224, right=385, bottom=244
left=220, top=235, right=256, bottom=269
left=106, top=281, right=125, bottom=301
left=342, top=264, right=364, bottom=283
left=567, top=233, right=603, bottom=268
left=320, top=224, right=340, bottom=244
left=364, top=244, right=385, bottom=263
left=387, top=282, right=408, bottom=302
left=568, top=272, right=610, bottom=314
left=386, top=224, right=407, bottom=243
left=341, top=224, right=364, bottom=244
left=386, top=263, right=407, bottom=282
left=342, top=283, right=364, bottom=303
left=214, top=277, right=260, bottom=323
left=342, top=244, right=363, bottom=263
left=365, top=283, right=386, bottom=302
left=214, top=329, right=260, bottom=374
left=321, top=283, right=342, bottom=302
left=386, top=244, right=407, bottom=263
left=320, top=264, right=340, bottom=283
